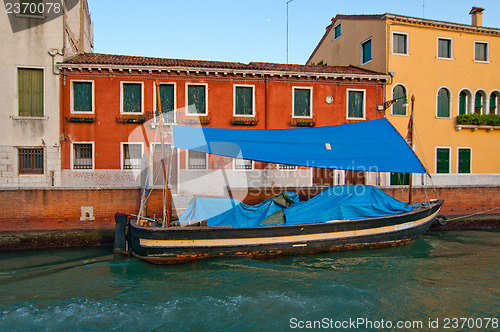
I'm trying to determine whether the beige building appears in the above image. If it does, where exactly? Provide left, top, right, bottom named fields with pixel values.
left=308, top=8, right=500, bottom=186
left=0, top=0, right=92, bottom=187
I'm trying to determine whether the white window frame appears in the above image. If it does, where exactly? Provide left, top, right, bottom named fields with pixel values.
left=435, top=146, right=451, bottom=174
left=233, top=84, right=255, bottom=117
left=457, top=147, right=472, bottom=174
left=233, top=158, right=254, bottom=170
left=120, top=81, right=144, bottom=115
left=333, top=22, right=342, bottom=40
left=16, top=66, right=45, bottom=118
left=458, top=88, right=473, bottom=115
left=185, top=83, right=208, bottom=116
left=292, top=86, right=313, bottom=119
left=346, top=88, right=366, bottom=120
left=153, top=81, right=177, bottom=124
left=392, top=32, right=409, bottom=56
left=474, top=89, right=488, bottom=115
left=186, top=150, right=208, bottom=170
left=474, top=41, right=489, bottom=63
left=360, top=37, right=373, bottom=65
left=70, top=79, right=95, bottom=114
left=391, top=83, right=409, bottom=116
left=71, top=142, right=94, bottom=171
left=436, top=37, right=454, bottom=60
left=436, top=86, right=452, bottom=119
left=120, top=142, right=144, bottom=170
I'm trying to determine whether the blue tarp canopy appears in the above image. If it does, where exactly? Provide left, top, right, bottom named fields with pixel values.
left=172, top=118, right=426, bottom=174
left=178, top=186, right=413, bottom=227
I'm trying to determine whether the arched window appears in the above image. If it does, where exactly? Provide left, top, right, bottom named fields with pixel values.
left=474, top=91, right=486, bottom=114
left=490, top=91, right=499, bottom=115
left=459, top=90, right=472, bottom=115
left=392, top=85, right=407, bottom=115
left=437, top=88, right=450, bottom=118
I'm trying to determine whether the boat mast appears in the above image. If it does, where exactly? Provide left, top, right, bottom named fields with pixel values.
left=408, top=95, right=415, bottom=205
left=156, top=81, right=171, bottom=228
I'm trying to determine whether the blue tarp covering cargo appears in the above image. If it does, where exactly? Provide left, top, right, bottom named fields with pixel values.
left=178, top=186, right=412, bottom=228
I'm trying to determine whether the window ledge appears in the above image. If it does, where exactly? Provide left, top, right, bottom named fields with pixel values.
left=11, top=116, right=48, bottom=120
left=456, top=124, right=500, bottom=132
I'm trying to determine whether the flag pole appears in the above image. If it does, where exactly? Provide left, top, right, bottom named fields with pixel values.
left=408, top=95, right=415, bottom=205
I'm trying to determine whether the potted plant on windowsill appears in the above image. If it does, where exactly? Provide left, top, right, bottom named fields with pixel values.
left=290, top=118, right=316, bottom=127
left=231, top=118, right=258, bottom=126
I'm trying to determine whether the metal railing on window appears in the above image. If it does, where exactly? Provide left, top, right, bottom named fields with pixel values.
left=18, top=148, right=43, bottom=174
left=73, top=144, right=93, bottom=169
left=123, top=144, right=142, bottom=169
left=188, top=151, right=207, bottom=169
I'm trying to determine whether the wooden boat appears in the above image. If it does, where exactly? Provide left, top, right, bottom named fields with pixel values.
left=114, top=198, right=443, bottom=264
left=114, top=93, right=444, bottom=264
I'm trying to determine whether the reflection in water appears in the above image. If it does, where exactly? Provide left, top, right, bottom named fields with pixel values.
left=0, top=231, right=498, bottom=331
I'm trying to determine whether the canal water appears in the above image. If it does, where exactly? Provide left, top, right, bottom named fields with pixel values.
left=0, top=231, right=499, bottom=331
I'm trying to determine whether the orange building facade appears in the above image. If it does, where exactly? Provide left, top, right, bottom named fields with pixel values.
left=58, top=54, right=389, bottom=196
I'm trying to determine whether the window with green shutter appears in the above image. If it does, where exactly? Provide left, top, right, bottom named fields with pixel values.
left=458, top=148, right=471, bottom=174
left=187, top=84, right=207, bottom=115
left=348, top=90, right=364, bottom=119
left=490, top=92, right=498, bottom=114
left=474, top=91, right=484, bottom=114
left=73, top=81, right=93, bottom=112
left=18, top=68, right=43, bottom=117
left=437, top=38, right=452, bottom=58
left=390, top=172, right=410, bottom=185
left=235, top=86, right=254, bottom=116
left=122, top=83, right=142, bottom=113
left=157, top=84, right=175, bottom=122
left=393, top=33, right=407, bottom=55
left=436, top=148, right=450, bottom=174
left=437, top=88, right=450, bottom=118
left=459, top=91, right=468, bottom=115
left=392, top=85, right=407, bottom=115
left=475, top=42, right=488, bottom=62
left=293, top=88, right=311, bottom=117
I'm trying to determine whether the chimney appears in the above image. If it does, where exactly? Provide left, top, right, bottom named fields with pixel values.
left=469, top=7, right=484, bottom=27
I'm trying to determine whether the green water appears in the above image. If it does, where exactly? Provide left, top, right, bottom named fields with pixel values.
left=0, top=231, right=499, bottom=331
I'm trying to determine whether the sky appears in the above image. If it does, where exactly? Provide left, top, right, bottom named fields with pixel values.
left=87, top=0, right=499, bottom=65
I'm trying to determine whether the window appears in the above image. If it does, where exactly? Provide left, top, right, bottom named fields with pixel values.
left=186, top=84, right=207, bottom=115
left=437, top=88, right=451, bottom=118
left=234, top=85, right=254, bottom=116
left=122, top=143, right=142, bottom=170
left=474, top=42, right=488, bottom=62
left=490, top=92, right=499, bottom=114
left=458, top=148, right=471, bottom=174
left=72, top=81, right=93, bottom=113
left=436, top=148, right=450, bottom=174
left=234, top=158, right=253, bottom=170
left=188, top=150, right=207, bottom=169
left=293, top=87, right=312, bottom=118
left=18, top=68, right=43, bottom=117
left=19, top=0, right=44, bottom=17
left=278, top=164, right=296, bottom=170
left=121, top=82, right=143, bottom=113
left=361, top=38, right=372, bottom=65
left=474, top=91, right=486, bottom=114
left=392, top=85, right=407, bottom=115
left=334, top=23, right=341, bottom=40
left=73, top=143, right=93, bottom=170
left=437, top=38, right=452, bottom=59
left=18, top=148, right=43, bottom=174
left=393, top=33, right=408, bottom=55
left=459, top=90, right=472, bottom=115
left=347, top=90, right=365, bottom=119
left=390, top=172, right=409, bottom=185
left=156, top=83, right=175, bottom=123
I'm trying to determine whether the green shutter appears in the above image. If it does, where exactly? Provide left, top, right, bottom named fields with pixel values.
left=18, top=68, right=43, bottom=117
left=293, top=88, right=310, bottom=117
left=157, top=84, right=175, bottom=121
left=123, top=83, right=142, bottom=113
left=392, top=85, right=406, bottom=115
left=187, top=85, right=206, bottom=114
left=438, top=39, right=451, bottom=58
left=458, top=149, right=471, bottom=174
left=348, top=91, right=364, bottom=118
left=390, top=172, right=410, bottom=185
left=436, top=148, right=450, bottom=173
left=235, top=86, right=253, bottom=116
left=459, top=91, right=467, bottom=115
left=73, top=82, right=92, bottom=112
left=437, top=89, right=450, bottom=117
left=490, top=93, right=497, bottom=114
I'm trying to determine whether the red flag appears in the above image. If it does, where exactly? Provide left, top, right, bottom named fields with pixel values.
left=405, top=112, right=413, bottom=144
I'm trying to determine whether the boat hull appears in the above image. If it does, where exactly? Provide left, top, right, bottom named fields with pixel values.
left=116, top=200, right=443, bottom=264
